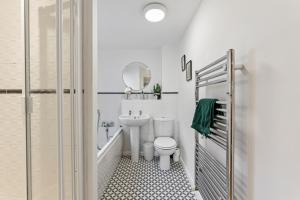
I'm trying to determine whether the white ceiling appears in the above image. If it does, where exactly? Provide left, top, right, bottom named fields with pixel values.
left=99, top=0, right=202, bottom=49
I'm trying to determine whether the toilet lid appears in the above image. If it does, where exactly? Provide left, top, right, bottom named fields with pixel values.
left=154, top=137, right=177, bottom=149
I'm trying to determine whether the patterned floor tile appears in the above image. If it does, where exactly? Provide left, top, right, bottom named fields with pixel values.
left=100, top=156, right=195, bottom=200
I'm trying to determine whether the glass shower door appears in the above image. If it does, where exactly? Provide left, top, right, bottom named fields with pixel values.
left=0, top=0, right=80, bottom=200
left=27, top=0, right=74, bottom=200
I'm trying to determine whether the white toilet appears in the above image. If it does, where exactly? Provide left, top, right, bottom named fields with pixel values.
left=153, top=117, right=177, bottom=170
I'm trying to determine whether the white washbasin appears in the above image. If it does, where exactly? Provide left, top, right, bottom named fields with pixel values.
left=118, top=114, right=151, bottom=162
left=119, top=114, right=150, bottom=127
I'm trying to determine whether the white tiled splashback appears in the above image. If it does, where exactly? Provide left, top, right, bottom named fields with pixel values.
left=121, top=98, right=177, bottom=119
left=121, top=95, right=179, bottom=154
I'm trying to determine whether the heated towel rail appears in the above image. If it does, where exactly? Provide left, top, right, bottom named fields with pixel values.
left=194, top=49, right=243, bottom=200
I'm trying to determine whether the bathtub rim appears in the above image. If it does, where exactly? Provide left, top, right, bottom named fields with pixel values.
left=97, top=128, right=123, bottom=163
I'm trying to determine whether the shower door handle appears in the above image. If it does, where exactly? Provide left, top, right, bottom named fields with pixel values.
left=26, top=96, right=33, bottom=114
left=23, top=96, right=33, bottom=114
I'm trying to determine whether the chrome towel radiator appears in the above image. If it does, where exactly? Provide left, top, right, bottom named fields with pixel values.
left=194, top=49, right=243, bottom=200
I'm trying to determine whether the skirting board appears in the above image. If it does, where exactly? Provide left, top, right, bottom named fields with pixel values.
left=180, top=157, right=203, bottom=200
left=122, top=151, right=131, bottom=157
left=180, top=157, right=195, bottom=190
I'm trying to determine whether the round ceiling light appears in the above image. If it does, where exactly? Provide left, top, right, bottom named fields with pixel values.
left=144, top=3, right=167, bottom=23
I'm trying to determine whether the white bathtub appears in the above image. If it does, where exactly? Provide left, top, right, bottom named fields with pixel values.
left=97, top=128, right=123, bottom=199
left=97, top=126, right=119, bottom=150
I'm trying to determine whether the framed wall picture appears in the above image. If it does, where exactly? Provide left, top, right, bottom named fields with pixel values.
left=186, top=60, right=192, bottom=81
left=181, top=55, right=186, bottom=71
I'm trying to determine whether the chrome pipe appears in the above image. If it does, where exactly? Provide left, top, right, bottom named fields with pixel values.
left=216, top=108, right=227, bottom=113
left=201, top=171, right=223, bottom=200
left=198, top=145, right=227, bottom=178
left=210, top=134, right=227, bottom=144
left=195, top=100, right=227, bottom=106
left=199, top=174, right=216, bottom=200
left=70, top=0, right=77, bottom=199
left=214, top=118, right=227, bottom=125
left=216, top=115, right=227, bottom=120
left=226, top=49, right=235, bottom=200
left=196, top=55, right=227, bottom=74
left=200, top=151, right=227, bottom=196
left=24, top=0, right=32, bottom=199
left=56, top=0, right=64, bottom=199
left=213, top=121, right=227, bottom=129
left=209, top=132, right=227, bottom=143
left=216, top=101, right=227, bottom=105
left=212, top=124, right=227, bottom=132
left=198, top=157, right=227, bottom=199
left=197, top=63, right=227, bottom=78
left=197, top=144, right=227, bottom=199
left=200, top=166, right=227, bottom=196
left=208, top=135, right=226, bottom=149
left=211, top=127, right=227, bottom=134
left=196, top=78, right=227, bottom=88
left=210, top=129, right=227, bottom=140
left=196, top=175, right=210, bottom=200
left=197, top=71, right=227, bottom=83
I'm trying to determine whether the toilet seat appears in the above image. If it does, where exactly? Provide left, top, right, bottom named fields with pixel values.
left=154, top=137, right=177, bottom=150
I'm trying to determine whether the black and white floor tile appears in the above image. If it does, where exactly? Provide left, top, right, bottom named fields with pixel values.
left=100, top=156, right=195, bottom=200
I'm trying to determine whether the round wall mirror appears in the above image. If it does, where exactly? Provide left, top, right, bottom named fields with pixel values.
left=122, top=62, right=151, bottom=91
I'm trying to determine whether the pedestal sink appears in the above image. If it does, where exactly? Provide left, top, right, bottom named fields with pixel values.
left=119, top=114, right=150, bottom=162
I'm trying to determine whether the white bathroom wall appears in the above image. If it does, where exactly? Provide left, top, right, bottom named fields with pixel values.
left=161, top=46, right=180, bottom=92
left=174, top=0, right=300, bottom=199
left=98, top=48, right=162, bottom=92
left=98, top=48, right=163, bottom=131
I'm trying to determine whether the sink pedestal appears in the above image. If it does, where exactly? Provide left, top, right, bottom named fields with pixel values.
left=118, top=114, right=150, bottom=163
left=130, top=127, right=140, bottom=162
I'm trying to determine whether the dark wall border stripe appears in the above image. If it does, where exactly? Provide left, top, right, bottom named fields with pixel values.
left=162, top=92, right=178, bottom=94
left=0, top=89, right=23, bottom=94
left=0, top=90, right=6, bottom=94
left=0, top=89, right=178, bottom=95
left=97, top=91, right=178, bottom=95
left=0, top=89, right=81, bottom=94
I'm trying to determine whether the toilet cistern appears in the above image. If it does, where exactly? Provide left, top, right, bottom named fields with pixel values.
left=153, top=117, right=177, bottom=170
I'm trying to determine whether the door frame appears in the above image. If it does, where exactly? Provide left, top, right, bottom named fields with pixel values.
left=82, top=0, right=98, bottom=199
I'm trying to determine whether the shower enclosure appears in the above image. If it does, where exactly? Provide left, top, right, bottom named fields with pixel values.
left=0, top=0, right=82, bottom=200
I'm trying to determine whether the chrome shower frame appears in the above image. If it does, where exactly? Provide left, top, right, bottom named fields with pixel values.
left=24, top=0, right=83, bottom=200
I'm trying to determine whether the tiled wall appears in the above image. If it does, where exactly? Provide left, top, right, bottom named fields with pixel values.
left=0, top=0, right=72, bottom=199
left=0, top=1, right=26, bottom=199
left=0, top=95, right=27, bottom=200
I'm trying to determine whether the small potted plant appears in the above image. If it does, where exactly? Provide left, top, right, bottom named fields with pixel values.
left=153, top=83, right=162, bottom=100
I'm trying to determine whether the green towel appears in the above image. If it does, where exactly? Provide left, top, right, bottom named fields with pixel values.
left=191, top=98, right=218, bottom=136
